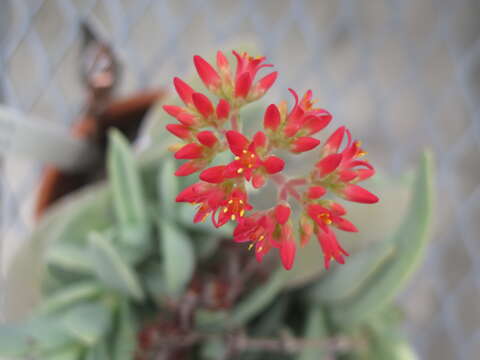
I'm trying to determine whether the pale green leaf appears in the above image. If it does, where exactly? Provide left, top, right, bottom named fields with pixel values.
left=0, top=325, right=30, bottom=356
left=89, top=232, right=144, bottom=301
left=107, top=129, right=148, bottom=231
left=46, top=242, right=93, bottom=274
left=112, top=300, right=137, bottom=360
left=158, top=220, right=195, bottom=296
left=61, top=302, right=112, bottom=346
left=85, top=340, right=109, bottom=360
left=158, top=157, right=179, bottom=217
left=332, top=151, right=434, bottom=327
left=37, top=281, right=104, bottom=315
left=297, top=306, right=328, bottom=360
left=44, top=344, right=83, bottom=360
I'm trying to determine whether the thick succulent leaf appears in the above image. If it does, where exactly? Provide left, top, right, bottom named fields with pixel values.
left=158, top=220, right=195, bottom=296
left=112, top=300, right=137, bottom=360
left=85, top=340, right=109, bottom=360
left=310, top=241, right=395, bottom=303
left=37, top=281, right=104, bottom=315
left=251, top=297, right=289, bottom=336
left=331, top=151, right=434, bottom=327
left=158, top=157, right=179, bottom=218
left=61, top=301, right=112, bottom=346
left=46, top=242, right=93, bottom=274
left=143, top=262, right=165, bottom=302
left=89, top=232, right=144, bottom=301
left=44, top=344, right=83, bottom=360
left=191, top=234, right=220, bottom=260
left=26, top=316, right=75, bottom=353
left=107, top=129, right=148, bottom=235
left=229, top=268, right=287, bottom=328
left=297, top=305, right=328, bottom=360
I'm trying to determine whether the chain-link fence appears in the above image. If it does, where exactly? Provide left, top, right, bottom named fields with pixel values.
left=1, top=1, right=479, bottom=359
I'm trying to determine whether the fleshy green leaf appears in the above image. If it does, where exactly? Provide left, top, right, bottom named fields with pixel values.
left=85, top=340, right=109, bottom=360
left=143, top=262, right=165, bottom=301
left=310, top=241, right=395, bottom=303
left=331, top=151, right=434, bottom=327
left=158, top=157, right=179, bottom=217
left=61, top=301, right=112, bottom=346
left=89, top=232, right=144, bottom=301
left=0, top=325, right=30, bottom=356
left=44, top=344, right=83, bottom=360
left=229, top=269, right=287, bottom=328
left=107, top=129, right=148, bottom=237
left=46, top=242, right=93, bottom=274
left=37, top=281, right=104, bottom=315
left=158, top=220, right=195, bottom=296
left=297, top=306, right=328, bottom=360
left=112, top=300, right=137, bottom=360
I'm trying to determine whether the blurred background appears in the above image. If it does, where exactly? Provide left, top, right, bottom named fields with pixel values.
left=0, top=0, right=479, bottom=359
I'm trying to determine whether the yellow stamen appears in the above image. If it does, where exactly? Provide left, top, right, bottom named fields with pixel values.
left=235, top=156, right=240, bottom=160
left=237, top=168, right=244, bottom=174
left=242, top=149, right=248, bottom=154
left=248, top=164, right=253, bottom=168
left=228, top=200, right=233, bottom=204
left=358, top=151, right=367, bottom=157
left=239, top=200, right=244, bottom=204
left=240, top=209, right=245, bottom=217
left=231, top=214, right=236, bottom=221
left=248, top=243, right=254, bottom=250
left=223, top=207, right=228, bottom=213
left=250, top=154, right=255, bottom=158
left=258, top=235, right=265, bottom=241
left=257, top=246, right=264, bottom=252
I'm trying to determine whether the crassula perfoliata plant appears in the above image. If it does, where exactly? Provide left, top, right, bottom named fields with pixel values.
left=0, top=49, right=434, bottom=360
left=164, top=50, right=379, bottom=270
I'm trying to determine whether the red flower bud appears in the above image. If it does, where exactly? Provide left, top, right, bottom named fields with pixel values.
left=291, top=137, right=320, bottom=153
left=254, top=71, right=278, bottom=97
left=193, top=55, right=221, bottom=91
left=264, top=104, right=281, bottom=131
left=196, top=131, right=218, bottom=148
left=226, top=130, right=249, bottom=156
left=235, top=72, right=252, bottom=98
left=324, top=126, right=346, bottom=155
left=342, top=184, right=379, bottom=204
left=163, top=105, right=183, bottom=117
left=263, top=156, right=285, bottom=174
left=166, top=124, right=191, bottom=139
left=216, top=99, right=230, bottom=120
left=175, top=161, right=201, bottom=176
left=175, top=143, right=204, bottom=159
left=280, top=239, right=296, bottom=270
left=275, top=204, right=291, bottom=224
left=173, top=77, right=195, bottom=106
left=192, top=92, right=214, bottom=118
left=199, top=165, right=226, bottom=183
left=316, top=153, right=342, bottom=177
left=307, top=186, right=326, bottom=199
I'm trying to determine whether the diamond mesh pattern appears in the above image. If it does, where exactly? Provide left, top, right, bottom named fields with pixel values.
left=1, top=1, right=479, bottom=359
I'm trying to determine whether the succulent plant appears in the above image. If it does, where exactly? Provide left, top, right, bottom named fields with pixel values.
left=0, top=50, right=434, bottom=360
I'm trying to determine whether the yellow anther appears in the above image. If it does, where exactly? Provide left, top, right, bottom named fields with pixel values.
left=318, top=213, right=332, bottom=225
left=228, top=200, right=233, bottom=204
left=258, top=235, right=265, bottom=241
left=237, top=168, right=244, bottom=174
left=358, top=151, right=367, bottom=157
left=239, top=200, right=244, bottom=204
left=235, top=156, right=240, bottom=160
left=242, top=149, right=248, bottom=154
left=248, top=243, right=254, bottom=251
left=257, top=246, right=264, bottom=252
left=231, top=214, right=236, bottom=221
left=248, top=164, right=253, bottom=168
left=223, top=207, right=228, bottom=213
left=250, top=154, right=255, bottom=158
left=240, top=209, right=245, bottom=217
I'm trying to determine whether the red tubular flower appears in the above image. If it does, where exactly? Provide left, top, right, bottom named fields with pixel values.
left=341, top=184, right=379, bottom=204
left=216, top=99, right=230, bottom=123
left=192, top=92, right=214, bottom=118
left=280, top=235, right=296, bottom=270
left=194, top=55, right=221, bottom=92
left=175, top=161, right=204, bottom=176
left=199, top=165, right=226, bottom=183
left=264, top=104, right=281, bottom=131
left=307, top=186, right=326, bottom=199
left=196, top=131, right=218, bottom=148
left=166, top=124, right=192, bottom=139
left=291, top=136, right=320, bottom=153
left=174, top=77, right=195, bottom=106
left=234, top=213, right=275, bottom=262
left=215, top=188, right=253, bottom=227
left=176, top=182, right=226, bottom=223
left=174, top=143, right=204, bottom=159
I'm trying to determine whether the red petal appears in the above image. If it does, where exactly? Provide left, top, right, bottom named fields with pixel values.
left=196, top=131, right=218, bottom=148
left=176, top=112, right=196, bottom=126
left=334, top=217, right=358, bottom=232
left=307, top=186, right=326, bottom=199
left=275, top=204, right=291, bottom=224
left=226, top=130, right=249, bottom=156
left=216, top=99, right=230, bottom=119
left=324, top=126, right=346, bottom=155
left=280, top=240, right=296, bottom=270
left=216, top=50, right=230, bottom=71
left=173, top=77, right=195, bottom=105
left=255, top=71, right=277, bottom=95
left=264, top=104, right=281, bottom=131
left=166, top=124, right=191, bottom=139
left=192, top=92, right=214, bottom=118
left=199, top=165, right=226, bottom=183
left=235, top=72, right=252, bottom=98
left=263, top=156, right=285, bottom=174
left=304, top=112, right=332, bottom=135
left=252, top=131, right=267, bottom=149
left=193, top=55, right=221, bottom=90
left=291, top=137, right=320, bottom=153
left=163, top=105, right=183, bottom=117
left=342, top=184, right=379, bottom=204
left=316, top=153, right=342, bottom=177
left=174, top=143, right=204, bottom=159
left=175, top=161, right=200, bottom=176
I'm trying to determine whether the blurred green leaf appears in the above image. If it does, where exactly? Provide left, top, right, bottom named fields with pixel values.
left=112, top=300, right=137, bottom=360
left=251, top=297, right=289, bottom=336
left=37, top=281, right=104, bottom=315
left=191, top=234, right=220, bottom=260
left=310, top=241, right=395, bottom=304
left=158, top=220, right=195, bottom=296
left=44, top=344, right=83, bottom=360
left=107, top=129, right=148, bottom=238
left=158, top=157, right=179, bottom=217
left=46, top=242, right=93, bottom=274
left=61, top=301, right=112, bottom=346
left=297, top=306, right=328, bottom=360
left=85, top=340, right=109, bottom=360
left=332, top=151, right=434, bottom=327
left=89, top=232, right=144, bottom=301
left=143, top=262, right=165, bottom=301
left=230, top=269, right=287, bottom=328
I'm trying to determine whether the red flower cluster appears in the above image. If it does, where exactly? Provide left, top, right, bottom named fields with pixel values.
left=165, top=50, right=378, bottom=270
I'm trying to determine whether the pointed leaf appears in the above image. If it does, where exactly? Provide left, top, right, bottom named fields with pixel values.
left=89, top=232, right=144, bottom=301
left=61, top=302, right=112, bottom=346
left=332, top=151, right=434, bottom=327
left=112, top=300, right=137, bottom=360
left=158, top=220, right=195, bottom=296
left=46, top=242, right=93, bottom=274
left=158, top=157, right=179, bottom=217
left=85, top=340, right=109, bottom=360
left=297, top=306, right=328, bottom=360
